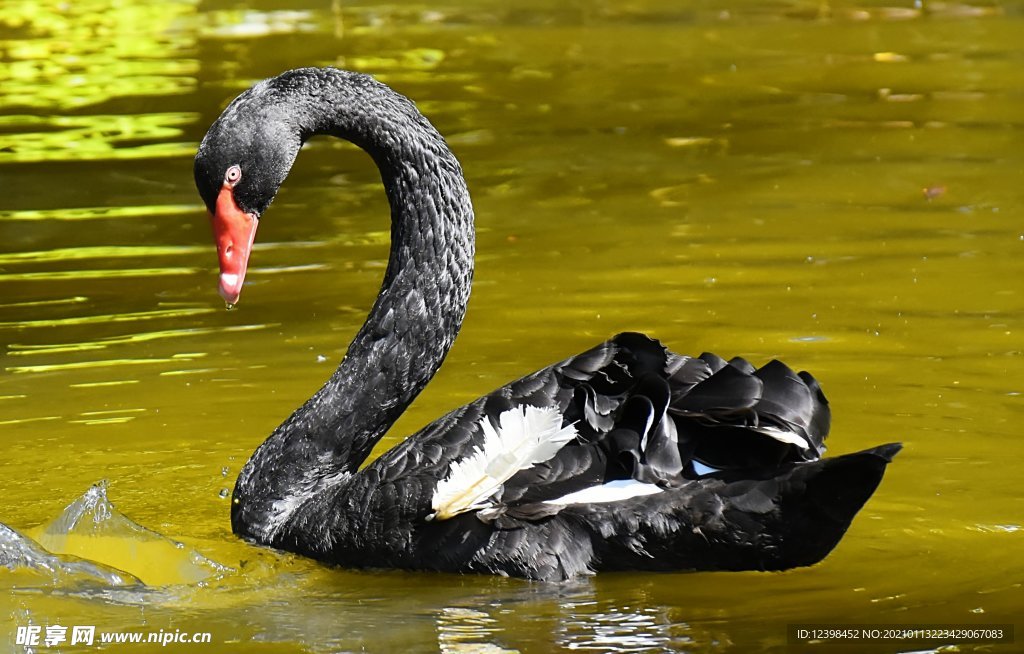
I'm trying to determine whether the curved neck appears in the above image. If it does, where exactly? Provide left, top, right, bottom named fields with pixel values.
left=232, top=69, right=474, bottom=539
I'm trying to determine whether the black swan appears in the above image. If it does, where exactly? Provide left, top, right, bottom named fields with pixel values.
left=193, top=67, right=899, bottom=581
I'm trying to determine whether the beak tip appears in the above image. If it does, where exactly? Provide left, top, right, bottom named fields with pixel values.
left=218, top=274, right=243, bottom=306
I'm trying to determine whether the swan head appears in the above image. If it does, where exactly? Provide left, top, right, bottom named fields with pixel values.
left=194, top=78, right=303, bottom=305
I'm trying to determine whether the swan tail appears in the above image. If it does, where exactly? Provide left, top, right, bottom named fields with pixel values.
left=757, top=441, right=901, bottom=569
left=575, top=442, right=901, bottom=573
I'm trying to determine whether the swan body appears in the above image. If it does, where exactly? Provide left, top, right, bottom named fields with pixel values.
left=194, top=67, right=899, bottom=581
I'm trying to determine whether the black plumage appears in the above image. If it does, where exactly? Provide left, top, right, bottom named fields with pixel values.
left=194, top=67, right=900, bottom=581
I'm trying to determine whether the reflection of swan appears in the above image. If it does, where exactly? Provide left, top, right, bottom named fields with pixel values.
left=194, top=67, right=899, bottom=581
left=555, top=599, right=674, bottom=652
left=435, top=607, right=517, bottom=654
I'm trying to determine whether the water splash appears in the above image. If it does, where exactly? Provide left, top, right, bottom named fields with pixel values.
left=0, top=521, right=140, bottom=587
left=24, top=482, right=229, bottom=586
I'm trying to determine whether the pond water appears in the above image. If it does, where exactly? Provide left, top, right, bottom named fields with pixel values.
left=1, top=0, right=1021, bottom=651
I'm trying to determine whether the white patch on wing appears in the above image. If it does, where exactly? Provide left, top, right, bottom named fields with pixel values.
left=543, top=479, right=664, bottom=506
left=637, top=401, right=656, bottom=451
left=755, top=425, right=811, bottom=449
left=691, top=460, right=719, bottom=476
left=429, top=405, right=577, bottom=521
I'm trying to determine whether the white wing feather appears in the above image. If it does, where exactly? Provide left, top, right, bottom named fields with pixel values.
left=429, top=405, right=577, bottom=521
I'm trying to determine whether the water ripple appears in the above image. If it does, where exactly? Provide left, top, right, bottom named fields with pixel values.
left=0, top=307, right=215, bottom=329
left=0, top=244, right=208, bottom=265
left=0, top=113, right=198, bottom=163
left=8, top=323, right=271, bottom=357
left=0, top=204, right=198, bottom=222
left=7, top=355, right=204, bottom=375
left=0, top=267, right=199, bottom=282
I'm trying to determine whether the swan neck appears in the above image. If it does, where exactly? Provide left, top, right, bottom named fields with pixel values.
left=232, top=68, right=474, bottom=541
left=309, top=71, right=474, bottom=462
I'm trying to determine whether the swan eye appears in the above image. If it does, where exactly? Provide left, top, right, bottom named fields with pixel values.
left=224, top=165, right=242, bottom=185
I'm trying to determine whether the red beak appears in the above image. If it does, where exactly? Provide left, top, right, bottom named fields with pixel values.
left=209, top=184, right=258, bottom=306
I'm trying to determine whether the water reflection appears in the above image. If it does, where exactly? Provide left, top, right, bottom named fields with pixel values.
left=556, top=599, right=682, bottom=652
left=424, top=581, right=742, bottom=653
left=0, top=0, right=196, bottom=106
left=435, top=606, right=517, bottom=653
left=0, top=0, right=197, bottom=167
left=0, top=113, right=197, bottom=163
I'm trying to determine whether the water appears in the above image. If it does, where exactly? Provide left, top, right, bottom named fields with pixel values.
left=2, top=0, right=1022, bottom=651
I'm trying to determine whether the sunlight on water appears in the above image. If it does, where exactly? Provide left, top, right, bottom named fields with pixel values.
left=0, top=0, right=196, bottom=110
left=0, top=244, right=209, bottom=265
left=0, top=267, right=200, bottom=282
left=8, top=323, right=268, bottom=357
left=8, top=355, right=206, bottom=375
left=0, top=204, right=197, bottom=222
left=0, top=307, right=215, bottom=331
left=1, top=0, right=1022, bottom=651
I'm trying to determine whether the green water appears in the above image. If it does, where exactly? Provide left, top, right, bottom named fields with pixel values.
left=2, top=0, right=1022, bottom=651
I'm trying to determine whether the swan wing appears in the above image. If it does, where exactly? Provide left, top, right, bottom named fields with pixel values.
left=367, top=332, right=835, bottom=522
